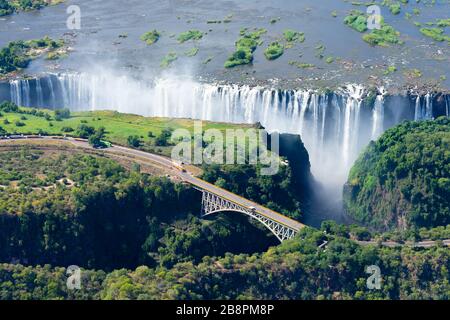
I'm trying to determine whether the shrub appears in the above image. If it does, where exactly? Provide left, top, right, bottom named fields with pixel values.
left=224, top=29, right=266, bottom=68
left=155, top=128, right=173, bottom=146
left=14, top=120, right=26, bottom=127
left=224, top=49, right=253, bottom=68
left=419, top=28, right=450, bottom=42
left=127, top=135, right=142, bottom=148
left=140, top=30, right=160, bottom=45
left=0, top=101, right=19, bottom=112
left=344, top=11, right=368, bottom=33
left=177, top=30, right=203, bottom=43
left=283, top=30, right=305, bottom=43
left=61, top=126, right=74, bottom=133
left=54, top=108, right=70, bottom=120
left=160, top=52, right=177, bottom=68
left=389, top=4, right=401, bottom=15
left=76, top=124, right=96, bottom=138
left=363, top=24, right=402, bottom=46
left=264, top=42, right=284, bottom=60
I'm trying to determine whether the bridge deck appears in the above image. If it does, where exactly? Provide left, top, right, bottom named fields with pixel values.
left=0, top=136, right=305, bottom=232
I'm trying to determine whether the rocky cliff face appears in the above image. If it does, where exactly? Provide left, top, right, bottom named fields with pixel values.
left=275, top=133, right=315, bottom=215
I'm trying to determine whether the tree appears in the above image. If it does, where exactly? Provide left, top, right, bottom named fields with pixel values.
left=76, top=124, right=96, bottom=138
left=54, top=108, right=71, bottom=121
left=0, top=101, right=18, bottom=112
left=155, top=128, right=173, bottom=146
left=127, top=135, right=142, bottom=148
left=88, top=127, right=106, bottom=148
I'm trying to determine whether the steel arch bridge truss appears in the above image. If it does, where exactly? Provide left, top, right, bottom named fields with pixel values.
left=200, top=190, right=298, bottom=242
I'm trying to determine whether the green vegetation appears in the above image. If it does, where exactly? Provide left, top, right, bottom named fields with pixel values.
left=404, top=68, right=422, bottom=78
left=264, top=42, right=284, bottom=60
left=140, top=30, right=160, bottom=45
left=0, top=0, right=13, bottom=16
left=344, top=10, right=368, bottom=33
left=0, top=103, right=253, bottom=157
left=203, top=55, right=213, bottom=64
left=0, top=0, right=64, bottom=16
left=1, top=225, right=449, bottom=300
left=436, top=18, right=450, bottom=27
left=389, top=3, right=401, bottom=15
left=0, top=105, right=448, bottom=300
left=283, top=29, right=304, bottom=42
left=160, top=51, right=177, bottom=68
left=206, top=14, right=233, bottom=24
left=344, top=10, right=402, bottom=46
left=184, top=47, right=199, bottom=57
left=325, top=56, right=334, bottom=64
left=363, top=23, right=402, bottom=46
left=224, top=28, right=267, bottom=68
left=419, top=27, right=450, bottom=42
left=269, top=17, right=280, bottom=24
left=384, top=65, right=397, bottom=74
left=344, top=118, right=450, bottom=231
left=202, top=165, right=303, bottom=220
left=177, top=30, right=204, bottom=43
left=0, top=149, right=277, bottom=271
left=0, top=37, right=65, bottom=75
left=314, top=44, right=326, bottom=59
left=283, top=29, right=305, bottom=49
left=127, top=134, right=142, bottom=148
left=288, top=61, right=315, bottom=69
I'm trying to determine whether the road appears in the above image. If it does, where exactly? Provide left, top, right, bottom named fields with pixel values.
left=358, top=239, right=450, bottom=248
left=1, top=136, right=448, bottom=247
left=0, top=136, right=304, bottom=232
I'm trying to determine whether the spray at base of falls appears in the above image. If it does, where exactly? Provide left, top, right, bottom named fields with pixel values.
left=3, top=73, right=447, bottom=199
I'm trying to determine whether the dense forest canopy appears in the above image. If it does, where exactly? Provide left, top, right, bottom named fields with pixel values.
left=1, top=226, right=449, bottom=300
left=344, top=117, right=450, bottom=231
left=0, top=117, right=449, bottom=300
left=0, top=149, right=283, bottom=271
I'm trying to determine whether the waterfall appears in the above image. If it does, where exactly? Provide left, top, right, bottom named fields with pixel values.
left=341, top=84, right=364, bottom=168
left=10, top=80, right=22, bottom=107
left=371, top=88, right=385, bottom=140
left=445, top=96, right=450, bottom=117
left=2, top=72, right=445, bottom=191
left=425, top=93, right=433, bottom=119
left=414, top=95, right=421, bottom=121
left=36, top=78, right=44, bottom=107
left=414, top=93, right=435, bottom=121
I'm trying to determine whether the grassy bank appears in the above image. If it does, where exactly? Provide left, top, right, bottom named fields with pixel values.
left=0, top=107, right=254, bottom=156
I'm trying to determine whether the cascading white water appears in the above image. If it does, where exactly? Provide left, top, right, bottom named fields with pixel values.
left=414, top=93, right=434, bottom=121
left=371, top=87, right=385, bottom=140
left=5, top=73, right=439, bottom=194
left=414, top=95, right=421, bottom=121
left=446, top=95, right=449, bottom=117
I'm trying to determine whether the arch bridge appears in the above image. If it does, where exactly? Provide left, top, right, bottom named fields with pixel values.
left=198, top=189, right=303, bottom=242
